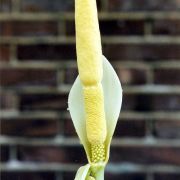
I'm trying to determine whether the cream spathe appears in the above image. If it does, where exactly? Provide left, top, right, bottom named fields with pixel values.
left=68, top=56, right=123, bottom=179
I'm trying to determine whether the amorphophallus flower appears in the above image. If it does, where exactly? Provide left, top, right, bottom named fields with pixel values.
left=68, top=0, right=122, bottom=179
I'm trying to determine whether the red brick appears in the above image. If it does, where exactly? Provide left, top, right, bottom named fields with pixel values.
left=0, top=119, right=60, bottom=137
left=123, top=94, right=180, bottom=111
left=122, top=94, right=152, bottom=111
left=110, top=146, right=180, bottom=165
left=100, top=20, right=144, bottom=36
left=122, top=94, right=180, bottom=111
left=0, top=92, right=18, bottom=110
left=0, top=21, right=58, bottom=37
left=64, top=68, right=78, bottom=84
left=0, top=45, right=10, bottom=62
left=0, top=172, right=55, bottom=180
left=64, top=119, right=77, bottom=137
left=105, top=173, right=146, bottom=180
left=63, top=172, right=76, bottom=180
left=122, top=94, right=137, bottom=111
left=18, top=45, right=76, bottom=60
left=21, top=0, right=74, bottom=12
left=0, top=146, right=9, bottom=162
left=108, top=0, right=180, bottom=11
left=104, top=44, right=180, bottom=61
left=18, top=146, right=67, bottom=163
left=0, top=0, right=11, bottom=12
left=65, top=21, right=75, bottom=36
left=154, top=120, right=180, bottom=139
left=20, top=94, right=68, bottom=111
left=152, top=95, right=180, bottom=111
left=154, top=69, right=180, bottom=85
left=0, top=69, right=57, bottom=87
left=116, top=68, right=147, bottom=85
left=152, top=20, right=180, bottom=36
left=18, top=146, right=86, bottom=164
left=154, top=173, right=180, bottom=180
left=114, top=120, right=146, bottom=137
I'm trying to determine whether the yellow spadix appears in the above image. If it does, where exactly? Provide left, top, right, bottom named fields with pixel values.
left=75, top=0, right=106, bottom=163
left=68, top=0, right=123, bottom=179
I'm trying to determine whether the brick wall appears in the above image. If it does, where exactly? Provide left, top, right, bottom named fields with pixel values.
left=0, top=0, right=180, bottom=180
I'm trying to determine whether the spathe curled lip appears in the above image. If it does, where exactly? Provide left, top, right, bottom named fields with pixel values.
left=68, top=56, right=123, bottom=179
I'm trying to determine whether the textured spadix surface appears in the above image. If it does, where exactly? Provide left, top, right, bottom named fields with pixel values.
left=83, top=84, right=106, bottom=145
left=75, top=0, right=102, bottom=86
left=68, top=56, right=122, bottom=179
left=75, top=0, right=106, bottom=149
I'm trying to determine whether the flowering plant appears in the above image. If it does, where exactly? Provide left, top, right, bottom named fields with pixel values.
left=68, top=0, right=122, bottom=179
